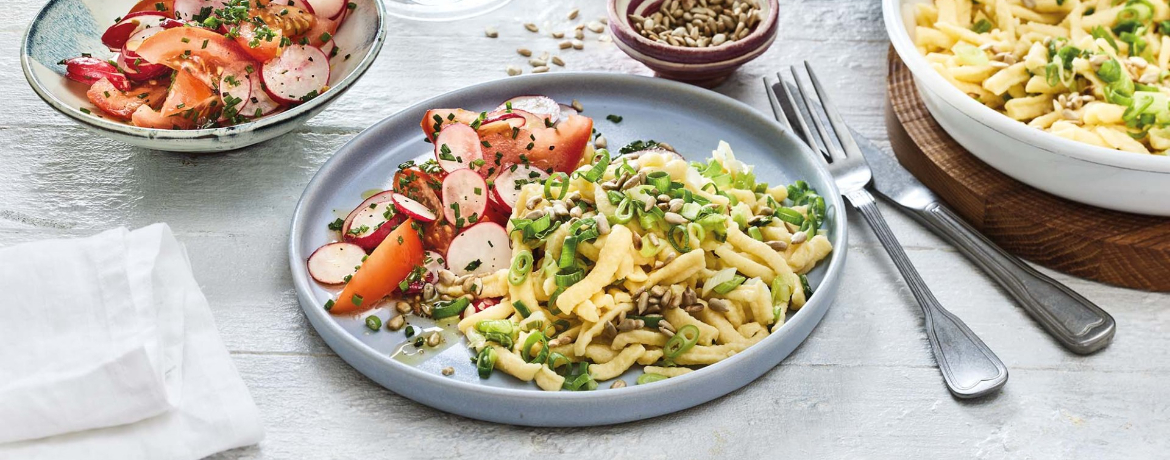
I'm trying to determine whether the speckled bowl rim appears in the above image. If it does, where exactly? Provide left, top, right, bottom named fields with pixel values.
left=20, top=0, right=387, bottom=143
left=288, top=72, right=849, bottom=425
left=607, top=0, right=779, bottom=65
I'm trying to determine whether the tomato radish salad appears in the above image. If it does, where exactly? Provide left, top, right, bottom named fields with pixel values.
left=306, top=95, right=833, bottom=391
left=60, top=0, right=353, bottom=129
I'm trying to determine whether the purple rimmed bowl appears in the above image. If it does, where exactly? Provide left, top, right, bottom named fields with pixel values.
left=608, top=0, right=778, bottom=87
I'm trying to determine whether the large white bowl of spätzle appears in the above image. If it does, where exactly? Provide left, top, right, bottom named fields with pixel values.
left=884, top=0, right=1170, bottom=216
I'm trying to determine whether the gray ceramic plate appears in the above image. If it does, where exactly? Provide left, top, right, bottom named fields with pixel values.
left=288, top=73, right=849, bottom=426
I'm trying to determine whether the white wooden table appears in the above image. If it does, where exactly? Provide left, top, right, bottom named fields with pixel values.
left=4, top=0, right=1168, bottom=457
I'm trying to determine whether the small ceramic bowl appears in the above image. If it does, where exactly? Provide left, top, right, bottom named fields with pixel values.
left=608, top=0, right=778, bottom=87
left=21, top=0, right=386, bottom=152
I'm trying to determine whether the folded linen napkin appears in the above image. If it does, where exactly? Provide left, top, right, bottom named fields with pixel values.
left=0, top=224, right=263, bottom=459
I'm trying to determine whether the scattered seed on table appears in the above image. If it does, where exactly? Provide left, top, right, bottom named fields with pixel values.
left=506, top=65, right=522, bottom=76
left=587, top=21, right=605, bottom=33
left=517, top=47, right=532, bottom=57
left=485, top=26, right=498, bottom=38
left=559, top=40, right=573, bottom=49
left=551, top=31, right=564, bottom=38
left=572, top=39, right=584, bottom=49
left=568, top=8, right=579, bottom=20
left=532, top=65, right=550, bottom=73
left=571, top=99, right=584, bottom=112
left=599, top=17, right=609, bottom=25
left=575, top=29, right=585, bottom=39
left=539, top=51, right=550, bottom=60
left=529, top=58, right=547, bottom=67
left=551, top=55, right=565, bottom=66
left=442, top=367, right=455, bottom=376
left=524, top=22, right=539, bottom=32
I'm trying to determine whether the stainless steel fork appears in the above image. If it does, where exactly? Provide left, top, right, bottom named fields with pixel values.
left=776, top=62, right=1008, bottom=399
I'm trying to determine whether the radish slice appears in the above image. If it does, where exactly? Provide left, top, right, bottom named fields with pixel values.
left=493, top=164, right=550, bottom=210
left=118, top=49, right=170, bottom=82
left=306, top=0, right=346, bottom=19
left=307, top=242, right=365, bottom=284
left=287, top=0, right=316, bottom=13
left=446, top=223, right=511, bottom=276
left=433, top=124, right=484, bottom=173
left=424, top=250, right=446, bottom=274
left=341, top=191, right=404, bottom=251
left=441, top=169, right=489, bottom=226
left=173, top=0, right=228, bottom=21
left=218, top=66, right=252, bottom=113
left=240, top=68, right=283, bottom=117
left=102, top=12, right=170, bottom=50
left=392, top=193, right=437, bottom=223
left=495, top=96, right=562, bottom=123
left=262, top=44, right=330, bottom=104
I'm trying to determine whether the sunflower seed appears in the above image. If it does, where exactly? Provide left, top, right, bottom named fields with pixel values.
left=524, top=209, right=545, bottom=220
left=426, top=332, right=442, bottom=347
left=587, top=21, right=605, bottom=33
left=708, top=297, right=732, bottom=312
left=664, top=212, right=687, bottom=225
left=551, top=55, right=565, bottom=67
left=766, top=240, right=788, bottom=251
left=485, top=26, right=499, bottom=38
left=572, top=99, right=584, bottom=112
left=559, top=40, right=573, bottom=49
left=387, top=315, right=405, bottom=331
left=442, top=366, right=455, bottom=376
left=526, top=195, right=544, bottom=210
left=524, top=22, right=539, bottom=33
left=790, top=231, right=808, bottom=244
left=572, top=39, right=584, bottom=50
left=568, top=8, right=580, bottom=20
left=529, top=58, right=547, bottom=67
left=506, top=65, right=522, bottom=76
left=611, top=380, right=627, bottom=389
left=659, top=319, right=676, bottom=333
left=551, top=31, right=565, bottom=39
left=594, top=135, right=607, bottom=149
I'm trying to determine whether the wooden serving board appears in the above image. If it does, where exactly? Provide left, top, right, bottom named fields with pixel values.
left=885, top=50, right=1170, bottom=292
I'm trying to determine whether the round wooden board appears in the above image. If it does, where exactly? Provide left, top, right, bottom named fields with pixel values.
left=885, top=50, right=1170, bottom=292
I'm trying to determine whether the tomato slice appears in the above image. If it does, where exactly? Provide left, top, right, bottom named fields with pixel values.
left=87, top=78, right=168, bottom=120
left=129, top=0, right=174, bottom=14
left=298, top=14, right=338, bottom=48
left=233, top=21, right=284, bottom=62
left=131, top=69, right=217, bottom=129
left=391, top=167, right=460, bottom=253
left=135, top=27, right=253, bottom=77
left=477, top=114, right=593, bottom=175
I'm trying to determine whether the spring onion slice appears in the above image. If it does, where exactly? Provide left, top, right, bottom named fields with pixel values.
left=663, top=324, right=700, bottom=361
left=548, top=287, right=565, bottom=315
left=431, top=297, right=470, bottom=319
left=483, top=331, right=513, bottom=348
left=551, top=319, right=571, bottom=335
left=555, top=268, right=584, bottom=287
left=607, top=190, right=625, bottom=205
left=513, top=299, right=533, bottom=318
left=773, top=207, right=805, bottom=226
left=558, top=236, right=579, bottom=269
left=476, top=346, right=496, bottom=379
left=647, top=171, right=671, bottom=191
left=747, top=226, right=763, bottom=241
left=639, top=234, right=664, bottom=257
left=800, top=274, right=814, bottom=297
left=476, top=319, right=514, bottom=335
left=702, top=267, right=736, bottom=297
left=544, top=172, right=569, bottom=200
left=613, top=199, right=636, bottom=224
left=521, top=331, right=549, bottom=364
left=365, top=315, right=381, bottom=331
left=582, top=149, right=611, bottom=182
left=686, top=222, right=705, bottom=244
left=713, top=275, right=746, bottom=295
left=637, top=373, right=668, bottom=385
left=667, top=225, right=691, bottom=252
left=547, top=352, right=571, bottom=373
left=509, top=250, right=533, bottom=286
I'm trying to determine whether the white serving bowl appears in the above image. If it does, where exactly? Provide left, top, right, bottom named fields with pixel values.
left=21, top=0, right=385, bottom=152
left=883, top=0, right=1170, bottom=216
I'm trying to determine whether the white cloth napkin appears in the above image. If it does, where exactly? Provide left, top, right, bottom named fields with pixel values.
left=0, top=224, right=264, bottom=459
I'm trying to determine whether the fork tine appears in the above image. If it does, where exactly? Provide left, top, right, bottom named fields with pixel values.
left=791, top=64, right=847, bottom=163
left=803, top=61, right=864, bottom=159
left=762, top=76, right=793, bottom=132
left=776, top=72, right=830, bottom=162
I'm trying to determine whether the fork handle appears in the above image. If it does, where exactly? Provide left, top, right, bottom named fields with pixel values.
left=911, top=203, right=1115, bottom=355
left=846, top=189, right=1008, bottom=398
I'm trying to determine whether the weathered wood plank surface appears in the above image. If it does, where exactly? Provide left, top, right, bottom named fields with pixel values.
left=0, top=0, right=1166, bottom=458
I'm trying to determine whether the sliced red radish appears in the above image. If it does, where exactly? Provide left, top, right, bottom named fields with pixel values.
left=446, top=223, right=512, bottom=276
left=243, top=68, right=283, bottom=117
left=493, top=164, right=550, bottom=210
left=392, top=193, right=437, bottom=223
left=306, top=0, right=346, bottom=19
left=441, top=169, right=489, bottom=226
left=495, top=96, right=562, bottom=123
left=424, top=250, right=446, bottom=274
left=481, top=111, right=527, bottom=128
left=286, top=0, right=316, bottom=14
left=307, top=242, right=365, bottom=284
left=221, top=66, right=282, bottom=118
left=62, top=57, right=131, bottom=91
left=117, top=50, right=170, bottom=81
left=262, top=44, right=330, bottom=104
left=173, top=0, right=227, bottom=21
left=433, top=124, right=484, bottom=173
left=341, top=191, right=405, bottom=251
left=102, top=12, right=171, bottom=50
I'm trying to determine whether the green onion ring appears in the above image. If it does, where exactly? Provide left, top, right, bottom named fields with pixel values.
left=713, top=275, right=746, bottom=295
left=547, top=352, right=571, bottom=373
left=431, top=297, right=471, bottom=319
left=521, top=331, right=550, bottom=364
left=476, top=346, right=496, bottom=379
left=686, top=222, right=705, bottom=244
left=773, top=207, right=805, bottom=226
left=613, top=199, right=636, bottom=224
left=544, top=172, right=569, bottom=200
left=667, top=224, right=691, bottom=253
left=663, top=324, right=700, bottom=360
left=639, top=234, right=664, bottom=258
left=582, top=149, right=611, bottom=182
left=508, top=250, right=533, bottom=286
left=512, top=299, right=533, bottom=318
left=558, top=236, right=579, bottom=269
left=555, top=268, right=584, bottom=287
